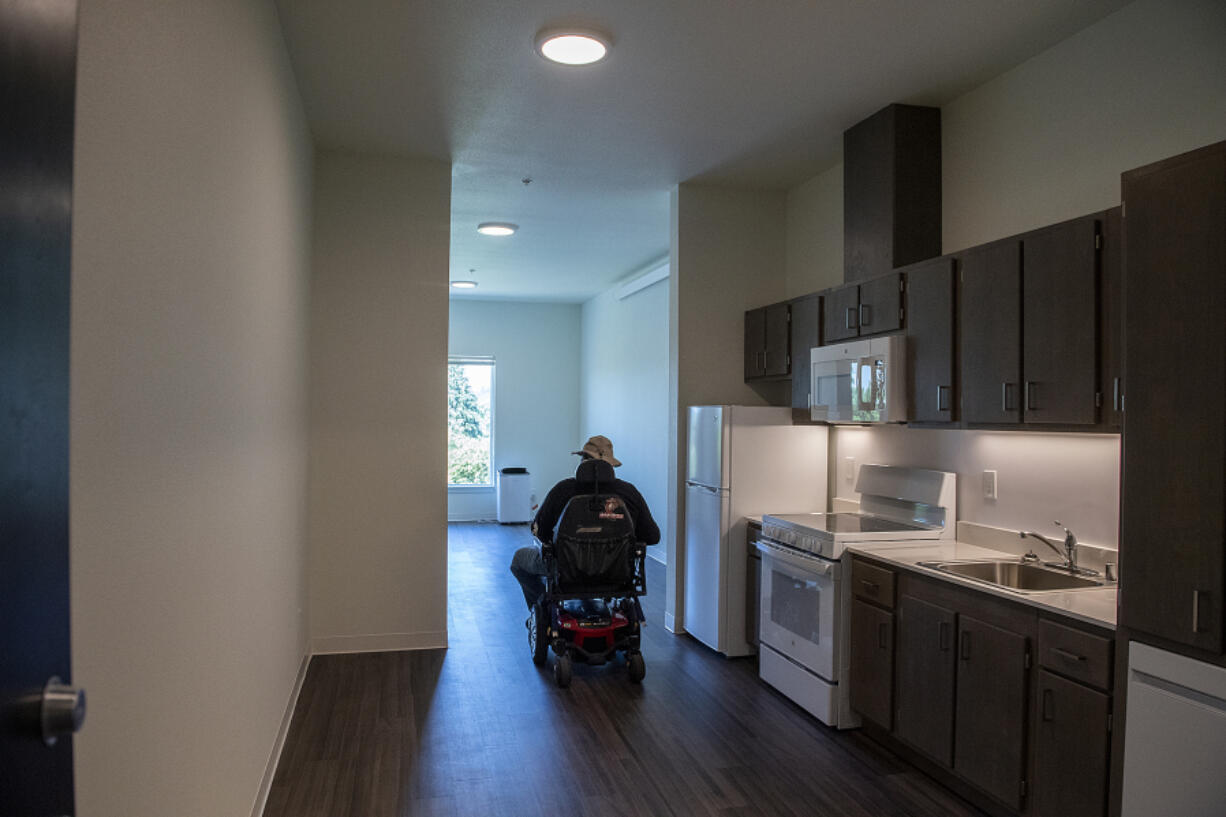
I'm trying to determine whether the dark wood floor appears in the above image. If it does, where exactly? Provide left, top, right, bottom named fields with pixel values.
left=264, top=523, right=986, bottom=817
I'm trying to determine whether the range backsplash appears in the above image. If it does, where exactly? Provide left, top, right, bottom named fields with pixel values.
left=829, top=425, right=1120, bottom=549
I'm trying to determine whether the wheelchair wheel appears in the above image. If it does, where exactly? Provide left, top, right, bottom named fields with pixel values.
left=554, top=654, right=572, bottom=688
left=529, top=603, right=548, bottom=666
left=627, top=652, right=646, bottom=684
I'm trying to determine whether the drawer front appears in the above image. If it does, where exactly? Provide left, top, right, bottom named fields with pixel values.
left=852, top=559, right=896, bottom=609
left=1038, top=618, right=1113, bottom=690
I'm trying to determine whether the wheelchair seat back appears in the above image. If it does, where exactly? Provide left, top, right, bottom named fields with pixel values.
left=552, top=493, right=637, bottom=589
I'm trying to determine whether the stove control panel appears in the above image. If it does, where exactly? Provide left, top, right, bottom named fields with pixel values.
left=761, top=524, right=822, bottom=555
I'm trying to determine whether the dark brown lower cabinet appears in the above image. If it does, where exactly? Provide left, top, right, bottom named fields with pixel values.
left=849, top=599, right=894, bottom=728
left=848, top=563, right=1116, bottom=817
left=954, top=615, right=1029, bottom=811
left=894, top=594, right=956, bottom=765
left=1032, top=670, right=1110, bottom=817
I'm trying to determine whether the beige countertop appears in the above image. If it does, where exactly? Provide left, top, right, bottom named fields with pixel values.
left=846, top=540, right=1117, bottom=630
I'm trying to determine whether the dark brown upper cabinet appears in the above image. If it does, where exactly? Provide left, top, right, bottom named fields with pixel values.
left=844, top=104, right=941, bottom=283
left=1020, top=216, right=1100, bottom=425
left=822, top=272, right=903, bottom=344
left=904, top=256, right=957, bottom=423
left=744, top=301, right=790, bottom=379
left=1119, top=140, right=1226, bottom=658
left=960, top=213, right=1106, bottom=427
left=788, top=293, right=822, bottom=412
left=1100, top=207, right=1123, bottom=431
left=960, top=239, right=1022, bottom=424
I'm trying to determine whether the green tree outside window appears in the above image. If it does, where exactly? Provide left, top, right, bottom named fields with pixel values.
left=448, top=361, right=492, bottom=484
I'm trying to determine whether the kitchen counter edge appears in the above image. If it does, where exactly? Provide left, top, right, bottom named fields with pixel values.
left=845, top=541, right=1117, bottom=630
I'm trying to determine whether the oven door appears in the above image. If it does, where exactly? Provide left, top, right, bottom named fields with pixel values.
left=755, top=539, right=839, bottom=681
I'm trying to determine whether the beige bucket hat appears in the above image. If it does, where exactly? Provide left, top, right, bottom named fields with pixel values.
left=572, top=435, right=621, bottom=467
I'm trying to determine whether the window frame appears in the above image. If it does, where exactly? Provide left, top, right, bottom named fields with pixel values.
left=446, top=355, right=496, bottom=488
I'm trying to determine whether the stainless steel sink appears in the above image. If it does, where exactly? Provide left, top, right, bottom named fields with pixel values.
left=917, top=560, right=1107, bottom=593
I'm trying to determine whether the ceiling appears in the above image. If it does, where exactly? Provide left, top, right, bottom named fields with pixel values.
left=275, top=0, right=1130, bottom=303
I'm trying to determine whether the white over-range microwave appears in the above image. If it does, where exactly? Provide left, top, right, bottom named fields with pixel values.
left=810, top=335, right=907, bottom=423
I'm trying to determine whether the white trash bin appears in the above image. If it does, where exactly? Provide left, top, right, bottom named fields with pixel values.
left=496, top=467, right=532, bottom=523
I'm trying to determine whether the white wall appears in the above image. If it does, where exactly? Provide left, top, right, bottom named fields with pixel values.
left=668, top=184, right=788, bottom=627
left=71, top=1, right=313, bottom=815
left=786, top=0, right=1226, bottom=297
left=942, top=0, right=1226, bottom=253
left=580, top=276, right=670, bottom=563
left=308, top=151, right=451, bottom=654
left=782, top=0, right=1226, bottom=545
left=785, top=164, right=843, bottom=299
left=448, top=300, right=582, bottom=521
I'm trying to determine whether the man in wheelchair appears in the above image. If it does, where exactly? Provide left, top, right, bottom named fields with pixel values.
left=509, top=435, right=659, bottom=686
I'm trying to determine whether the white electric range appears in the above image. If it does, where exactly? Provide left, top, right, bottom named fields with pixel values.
left=755, top=464, right=957, bottom=728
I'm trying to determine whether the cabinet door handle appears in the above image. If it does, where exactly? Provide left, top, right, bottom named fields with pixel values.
left=1113, top=377, right=1121, bottom=412
left=1041, top=688, right=1055, bottom=722
left=1001, top=382, right=1015, bottom=413
left=859, top=303, right=871, bottom=327
left=878, top=621, right=888, bottom=649
left=761, top=350, right=767, bottom=372
left=1193, top=590, right=1209, bottom=633
left=936, top=385, right=950, bottom=413
left=1025, top=381, right=1037, bottom=411
left=846, top=307, right=858, bottom=330
left=938, top=620, right=951, bottom=652
left=859, top=579, right=879, bottom=596
left=1051, top=646, right=1086, bottom=662
left=960, top=631, right=970, bottom=661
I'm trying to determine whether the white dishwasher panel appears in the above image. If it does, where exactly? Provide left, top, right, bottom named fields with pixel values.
left=1121, top=641, right=1226, bottom=817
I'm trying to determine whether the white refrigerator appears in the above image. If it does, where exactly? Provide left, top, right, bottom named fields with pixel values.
left=683, top=405, right=828, bottom=657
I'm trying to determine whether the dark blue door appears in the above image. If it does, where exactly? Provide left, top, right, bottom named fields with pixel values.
left=1, top=1, right=80, bottom=814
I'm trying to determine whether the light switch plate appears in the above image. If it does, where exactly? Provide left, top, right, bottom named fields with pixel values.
left=982, top=469, right=998, bottom=500
left=843, top=457, right=856, bottom=486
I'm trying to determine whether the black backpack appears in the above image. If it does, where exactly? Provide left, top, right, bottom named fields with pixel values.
left=552, top=493, right=636, bottom=588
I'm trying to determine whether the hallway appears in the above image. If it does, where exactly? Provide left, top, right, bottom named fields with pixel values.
left=263, top=523, right=985, bottom=816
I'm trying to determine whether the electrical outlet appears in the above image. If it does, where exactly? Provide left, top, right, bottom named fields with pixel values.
left=843, top=457, right=856, bottom=486
left=983, top=470, right=998, bottom=500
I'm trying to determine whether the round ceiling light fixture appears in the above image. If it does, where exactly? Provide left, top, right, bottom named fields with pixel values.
left=476, top=222, right=518, bottom=236
left=534, top=27, right=611, bottom=66
left=450, top=280, right=478, bottom=289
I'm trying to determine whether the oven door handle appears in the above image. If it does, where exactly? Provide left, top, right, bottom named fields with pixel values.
left=754, top=539, right=837, bottom=578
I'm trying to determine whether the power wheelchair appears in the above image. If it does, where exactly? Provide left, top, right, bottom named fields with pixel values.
left=527, top=490, right=647, bottom=688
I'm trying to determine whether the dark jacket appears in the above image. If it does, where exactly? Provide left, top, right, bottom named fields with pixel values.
left=532, top=459, right=660, bottom=545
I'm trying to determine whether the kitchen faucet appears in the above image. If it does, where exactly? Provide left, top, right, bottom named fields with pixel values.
left=1019, top=522, right=1095, bottom=575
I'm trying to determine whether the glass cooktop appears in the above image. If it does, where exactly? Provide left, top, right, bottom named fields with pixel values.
left=764, top=512, right=930, bottom=535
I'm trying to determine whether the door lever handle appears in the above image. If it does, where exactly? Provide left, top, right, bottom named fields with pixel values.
left=41, top=677, right=86, bottom=746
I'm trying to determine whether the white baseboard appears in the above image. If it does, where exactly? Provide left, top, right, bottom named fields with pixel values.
left=665, top=611, right=681, bottom=634
left=250, top=651, right=310, bottom=817
left=310, top=630, right=449, bottom=655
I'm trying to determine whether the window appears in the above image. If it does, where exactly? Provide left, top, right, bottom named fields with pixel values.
left=447, top=357, right=493, bottom=486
